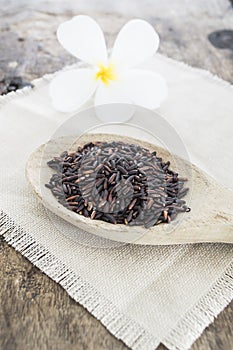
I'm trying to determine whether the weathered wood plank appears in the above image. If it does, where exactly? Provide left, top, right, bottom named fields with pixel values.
left=0, top=0, right=233, bottom=83
left=0, top=1, right=232, bottom=349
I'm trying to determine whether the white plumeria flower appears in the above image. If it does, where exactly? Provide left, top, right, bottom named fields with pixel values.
left=50, top=15, right=167, bottom=115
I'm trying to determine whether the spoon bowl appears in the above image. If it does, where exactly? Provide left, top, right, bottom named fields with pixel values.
left=26, top=133, right=233, bottom=245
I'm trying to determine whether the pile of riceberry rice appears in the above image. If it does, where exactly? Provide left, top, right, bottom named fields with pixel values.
left=46, top=141, right=190, bottom=228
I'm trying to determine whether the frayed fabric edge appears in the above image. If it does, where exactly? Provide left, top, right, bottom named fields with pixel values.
left=162, top=262, right=233, bottom=350
left=0, top=209, right=159, bottom=350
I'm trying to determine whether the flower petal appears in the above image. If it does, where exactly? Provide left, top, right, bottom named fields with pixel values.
left=95, top=82, right=129, bottom=106
left=94, top=83, right=134, bottom=122
left=50, top=69, right=97, bottom=112
left=121, top=69, right=168, bottom=109
left=111, top=19, right=159, bottom=69
left=57, top=15, right=107, bottom=66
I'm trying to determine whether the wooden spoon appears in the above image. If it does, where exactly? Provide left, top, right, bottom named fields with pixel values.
left=26, top=133, right=233, bottom=245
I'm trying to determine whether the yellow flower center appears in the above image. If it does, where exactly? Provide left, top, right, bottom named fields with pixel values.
left=95, top=63, right=116, bottom=85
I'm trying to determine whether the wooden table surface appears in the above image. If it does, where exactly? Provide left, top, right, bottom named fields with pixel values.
left=0, top=1, right=232, bottom=349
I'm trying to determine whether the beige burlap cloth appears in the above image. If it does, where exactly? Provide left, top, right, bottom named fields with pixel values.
left=0, top=54, right=232, bottom=350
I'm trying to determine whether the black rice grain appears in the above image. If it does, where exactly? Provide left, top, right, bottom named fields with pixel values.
left=46, top=141, right=190, bottom=228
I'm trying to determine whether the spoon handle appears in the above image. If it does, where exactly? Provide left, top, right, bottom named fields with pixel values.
left=134, top=224, right=233, bottom=245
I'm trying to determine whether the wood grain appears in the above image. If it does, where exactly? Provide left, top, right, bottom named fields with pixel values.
left=0, top=1, right=232, bottom=349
